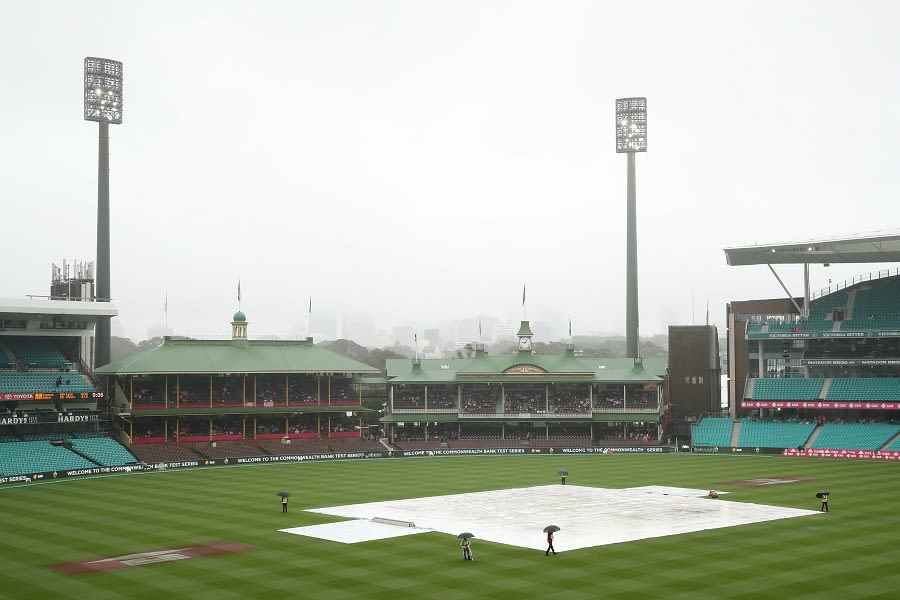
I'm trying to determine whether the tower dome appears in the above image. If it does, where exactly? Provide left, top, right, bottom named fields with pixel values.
left=231, top=311, right=248, bottom=340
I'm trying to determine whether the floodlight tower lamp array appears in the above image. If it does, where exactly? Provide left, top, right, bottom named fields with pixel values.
left=83, top=57, right=123, bottom=124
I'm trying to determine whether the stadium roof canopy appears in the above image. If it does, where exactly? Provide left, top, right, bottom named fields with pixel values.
left=0, top=298, right=117, bottom=337
left=724, top=229, right=900, bottom=266
left=0, top=297, right=118, bottom=320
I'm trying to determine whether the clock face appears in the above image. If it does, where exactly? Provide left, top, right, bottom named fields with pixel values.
left=519, top=337, right=532, bottom=350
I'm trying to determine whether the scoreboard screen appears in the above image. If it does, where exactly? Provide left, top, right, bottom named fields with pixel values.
left=1, top=391, right=105, bottom=402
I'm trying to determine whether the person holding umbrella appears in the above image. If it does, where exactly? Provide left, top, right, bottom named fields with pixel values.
left=544, top=525, right=559, bottom=555
left=278, top=491, right=290, bottom=512
left=817, top=491, right=830, bottom=512
left=457, top=533, right=474, bottom=561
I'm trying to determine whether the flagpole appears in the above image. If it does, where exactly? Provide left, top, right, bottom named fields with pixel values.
left=164, top=291, right=168, bottom=333
left=308, top=296, right=312, bottom=339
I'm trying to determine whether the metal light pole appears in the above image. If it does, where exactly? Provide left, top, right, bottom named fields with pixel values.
left=615, top=97, right=647, bottom=359
left=84, top=57, right=123, bottom=368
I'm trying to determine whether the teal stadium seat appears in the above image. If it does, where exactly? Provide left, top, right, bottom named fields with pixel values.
left=71, top=438, right=138, bottom=466
left=4, top=338, right=67, bottom=368
left=826, top=378, right=900, bottom=401
left=737, top=420, right=816, bottom=448
left=0, top=441, right=95, bottom=476
left=751, top=378, right=824, bottom=400
left=0, top=371, right=94, bottom=394
left=840, top=277, right=900, bottom=331
left=811, top=423, right=900, bottom=451
left=691, top=417, right=734, bottom=447
left=808, top=292, right=849, bottom=321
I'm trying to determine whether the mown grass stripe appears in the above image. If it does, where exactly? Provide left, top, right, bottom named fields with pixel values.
left=1, top=454, right=897, bottom=599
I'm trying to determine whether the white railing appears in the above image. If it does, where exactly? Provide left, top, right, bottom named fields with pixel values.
left=591, top=406, right=659, bottom=413
left=811, top=269, right=900, bottom=301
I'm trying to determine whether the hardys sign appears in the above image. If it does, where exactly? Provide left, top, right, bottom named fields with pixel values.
left=0, top=412, right=101, bottom=425
left=0, top=416, right=39, bottom=425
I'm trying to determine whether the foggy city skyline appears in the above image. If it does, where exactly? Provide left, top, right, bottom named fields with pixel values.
left=3, top=1, right=900, bottom=347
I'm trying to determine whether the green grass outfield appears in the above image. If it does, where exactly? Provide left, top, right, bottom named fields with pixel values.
left=1, top=453, right=897, bottom=600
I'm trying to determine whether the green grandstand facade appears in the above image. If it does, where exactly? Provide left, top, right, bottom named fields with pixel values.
left=382, top=321, right=666, bottom=444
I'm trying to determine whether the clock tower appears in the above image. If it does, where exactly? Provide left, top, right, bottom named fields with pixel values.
left=516, top=320, right=534, bottom=353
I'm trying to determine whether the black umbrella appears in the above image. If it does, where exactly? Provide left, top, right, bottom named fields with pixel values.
left=558, top=469, right=569, bottom=476
left=277, top=491, right=291, bottom=497
left=816, top=490, right=830, bottom=498
left=457, top=532, right=475, bottom=539
left=543, top=525, right=560, bottom=533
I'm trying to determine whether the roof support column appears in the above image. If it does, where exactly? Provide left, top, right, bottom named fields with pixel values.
left=802, top=263, right=811, bottom=319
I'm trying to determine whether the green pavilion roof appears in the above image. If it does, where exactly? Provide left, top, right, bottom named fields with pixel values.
left=94, top=336, right=381, bottom=376
left=386, top=353, right=665, bottom=384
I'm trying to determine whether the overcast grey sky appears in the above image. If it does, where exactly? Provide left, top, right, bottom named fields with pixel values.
left=3, top=1, right=899, bottom=343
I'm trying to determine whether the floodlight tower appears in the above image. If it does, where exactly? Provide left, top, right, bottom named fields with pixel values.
left=84, top=57, right=123, bottom=368
left=615, top=97, right=647, bottom=359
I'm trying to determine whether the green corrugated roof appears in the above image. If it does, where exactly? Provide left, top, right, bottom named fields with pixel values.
left=385, top=358, right=472, bottom=378
left=386, top=354, right=665, bottom=383
left=456, top=351, right=589, bottom=375
left=385, top=358, right=471, bottom=382
left=95, top=337, right=381, bottom=376
left=588, top=357, right=667, bottom=381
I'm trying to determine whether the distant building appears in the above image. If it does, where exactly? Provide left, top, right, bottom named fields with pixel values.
left=667, top=325, right=721, bottom=420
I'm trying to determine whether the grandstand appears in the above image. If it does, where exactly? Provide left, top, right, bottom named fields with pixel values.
left=1, top=290, right=117, bottom=470
left=87, top=311, right=386, bottom=460
left=689, top=416, right=899, bottom=453
left=723, top=233, right=900, bottom=455
left=735, top=272, right=900, bottom=421
left=383, top=323, right=666, bottom=446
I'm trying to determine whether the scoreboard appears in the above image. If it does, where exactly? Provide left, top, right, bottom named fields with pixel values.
left=1, top=391, right=105, bottom=401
